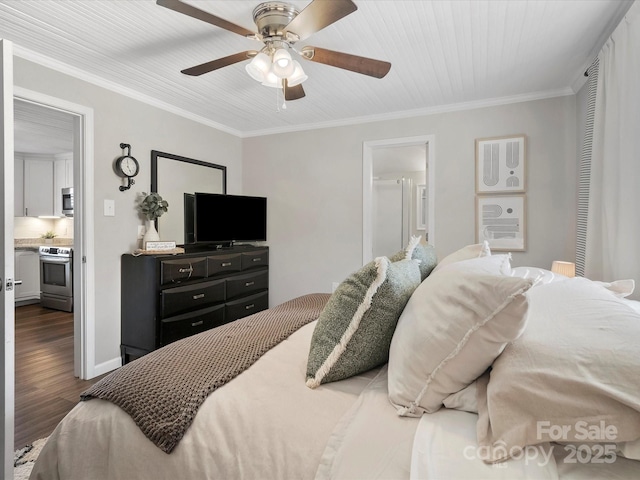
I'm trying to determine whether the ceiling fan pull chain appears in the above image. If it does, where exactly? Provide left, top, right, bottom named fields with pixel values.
left=276, top=85, right=286, bottom=112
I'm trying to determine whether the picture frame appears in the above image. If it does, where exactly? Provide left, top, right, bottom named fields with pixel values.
left=476, top=194, right=526, bottom=251
left=475, top=135, right=526, bottom=193
left=416, top=184, right=427, bottom=230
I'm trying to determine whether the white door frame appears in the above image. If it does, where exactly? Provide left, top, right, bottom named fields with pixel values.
left=362, top=135, right=436, bottom=265
left=1, top=38, right=16, bottom=480
left=13, top=86, right=95, bottom=380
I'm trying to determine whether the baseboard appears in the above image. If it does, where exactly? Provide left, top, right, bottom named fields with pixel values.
left=91, top=356, right=122, bottom=378
left=15, top=298, right=41, bottom=307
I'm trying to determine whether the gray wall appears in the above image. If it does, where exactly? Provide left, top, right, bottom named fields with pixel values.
left=14, top=57, right=243, bottom=369
left=244, top=96, right=578, bottom=306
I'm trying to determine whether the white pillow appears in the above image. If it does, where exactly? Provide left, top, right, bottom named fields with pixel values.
left=388, top=255, right=533, bottom=416
left=442, top=381, right=478, bottom=414
left=510, top=266, right=568, bottom=285
left=432, top=241, right=491, bottom=273
left=511, top=267, right=636, bottom=298
left=476, top=277, right=640, bottom=462
left=618, top=438, right=640, bottom=461
left=593, top=279, right=635, bottom=297
left=437, top=252, right=512, bottom=276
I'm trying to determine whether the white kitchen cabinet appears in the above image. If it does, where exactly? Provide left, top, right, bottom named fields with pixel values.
left=54, top=153, right=73, bottom=216
left=24, top=158, right=54, bottom=216
left=15, top=250, right=41, bottom=302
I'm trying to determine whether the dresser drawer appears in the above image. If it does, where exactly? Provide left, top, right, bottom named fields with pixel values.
left=160, top=279, right=225, bottom=318
left=241, top=249, right=269, bottom=270
left=160, top=304, right=225, bottom=346
left=160, top=257, right=207, bottom=285
left=226, top=270, right=268, bottom=300
left=207, top=253, right=242, bottom=276
left=225, top=291, right=269, bottom=322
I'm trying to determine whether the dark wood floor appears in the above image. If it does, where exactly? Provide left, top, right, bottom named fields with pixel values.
left=15, top=304, right=106, bottom=449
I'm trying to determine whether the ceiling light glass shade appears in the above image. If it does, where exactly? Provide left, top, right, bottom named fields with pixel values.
left=271, top=48, right=294, bottom=78
left=287, top=61, right=308, bottom=86
left=245, top=52, right=271, bottom=82
left=261, top=70, right=283, bottom=88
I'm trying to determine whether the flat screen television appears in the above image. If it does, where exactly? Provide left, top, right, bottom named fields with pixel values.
left=193, top=192, right=267, bottom=245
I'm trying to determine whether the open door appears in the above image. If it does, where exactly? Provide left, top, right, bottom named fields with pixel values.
left=1, top=38, right=15, bottom=480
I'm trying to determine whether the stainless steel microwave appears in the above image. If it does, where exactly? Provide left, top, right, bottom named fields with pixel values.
left=62, top=187, right=74, bottom=217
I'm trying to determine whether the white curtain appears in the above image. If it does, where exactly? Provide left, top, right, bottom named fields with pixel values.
left=585, top=1, right=640, bottom=293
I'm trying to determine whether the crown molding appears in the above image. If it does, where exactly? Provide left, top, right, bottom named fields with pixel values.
left=13, top=45, right=575, bottom=140
left=241, top=88, right=575, bottom=138
left=13, top=45, right=243, bottom=138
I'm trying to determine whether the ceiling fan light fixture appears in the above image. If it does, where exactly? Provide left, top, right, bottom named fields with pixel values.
left=245, top=51, right=271, bottom=82
left=261, top=70, right=283, bottom=88
left=287, top=61, right=307, bottom=86
left=271, top=48, right=294, bottom=78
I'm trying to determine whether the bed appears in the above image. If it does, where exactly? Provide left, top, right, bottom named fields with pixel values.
left=30, top=239, right=640, bottom=479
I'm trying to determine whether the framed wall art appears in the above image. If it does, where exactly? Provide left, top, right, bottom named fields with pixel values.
left=476, top=135, right=526, bottom=193
left=476, top=194, right=526, bottom=251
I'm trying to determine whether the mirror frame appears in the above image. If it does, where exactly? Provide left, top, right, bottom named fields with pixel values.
left=150, top=150, right=227, bottom=245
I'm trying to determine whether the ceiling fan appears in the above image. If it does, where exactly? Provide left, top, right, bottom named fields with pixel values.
left=156, top=0, right=392, bottom=101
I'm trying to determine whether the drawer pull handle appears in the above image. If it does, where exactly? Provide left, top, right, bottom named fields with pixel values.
left=245, top=281, right=255, bottom=287
left=252, top=258, right=261, bottom=262
left=178, top=266, right=193, bottom=274
left=245, top=304, right=255, bottom=310
left=191, top=320, right=204, bottom=327
left=221, top=262, right=232, bottom=267
left=193, top=293, right=205, bottom=300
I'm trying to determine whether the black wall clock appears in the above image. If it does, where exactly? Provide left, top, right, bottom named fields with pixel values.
left=115, top=143, right=139, bottom=191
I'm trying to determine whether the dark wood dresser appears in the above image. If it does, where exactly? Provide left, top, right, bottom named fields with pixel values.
left=120, top=245, right=268, bottom=363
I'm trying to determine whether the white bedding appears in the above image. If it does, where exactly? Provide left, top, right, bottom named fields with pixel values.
left=410, top=409, right=640, bottom=480
left=409, top=272, right=640, bottom=480
left=31, top=273, right=640, bottom=480
left=315, top=365, right=419, bottom=480
left=30, top=320, right=382, bottom=480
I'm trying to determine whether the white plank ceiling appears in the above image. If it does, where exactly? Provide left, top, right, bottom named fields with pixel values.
left=0, top=0, right=633, bottom=138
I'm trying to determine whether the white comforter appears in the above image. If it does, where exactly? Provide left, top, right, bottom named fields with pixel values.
left=30, top=321, right=382, bottom=480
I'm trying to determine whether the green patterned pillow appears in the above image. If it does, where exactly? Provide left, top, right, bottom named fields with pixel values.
left=306, top=257, right=421, bottom=388
left=389, top=235, right=437, bottom=280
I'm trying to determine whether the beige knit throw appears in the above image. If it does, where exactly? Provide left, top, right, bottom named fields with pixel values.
left=81, top=293, right=330, bottom=453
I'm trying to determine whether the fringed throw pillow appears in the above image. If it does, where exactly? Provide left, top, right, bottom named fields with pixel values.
left=306, top=257, right=421, bottom=388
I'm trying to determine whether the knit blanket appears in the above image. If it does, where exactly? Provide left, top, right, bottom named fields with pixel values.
left=81, top=293, right=330, bottom=454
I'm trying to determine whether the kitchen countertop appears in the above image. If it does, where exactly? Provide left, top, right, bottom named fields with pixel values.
left=14, top=238, right=74, bottom=251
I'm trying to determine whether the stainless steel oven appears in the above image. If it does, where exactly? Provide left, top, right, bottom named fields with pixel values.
left=39, top=246, right=73, bottom=312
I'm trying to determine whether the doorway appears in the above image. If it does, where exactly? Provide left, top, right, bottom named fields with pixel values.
left=13, top=87, right=95, bottom=380
left=362, top=135, right=435, bottom=264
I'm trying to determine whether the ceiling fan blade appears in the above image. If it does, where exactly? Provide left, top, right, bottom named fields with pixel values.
left=301, top=46, right=391, bottom=79
left=283, top=0, right=357, bottom=41
left=181, top=51, right=256, bottom=76
left=156, top=0, right=256, bottom=38
left=283, top=80, right=306, bottom=101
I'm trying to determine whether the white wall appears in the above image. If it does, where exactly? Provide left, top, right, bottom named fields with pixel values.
left=243, top=96, right=577, bottom=306
left=13, top=57, right=243, bottom=371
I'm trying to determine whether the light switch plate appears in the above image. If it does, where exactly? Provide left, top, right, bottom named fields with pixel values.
left=104, top=199, right=115, bottom=216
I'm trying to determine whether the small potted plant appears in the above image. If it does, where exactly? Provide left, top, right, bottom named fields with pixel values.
left=138, top=192, right=169, bottom=245
left=41, top=231, right=57, bottom=244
